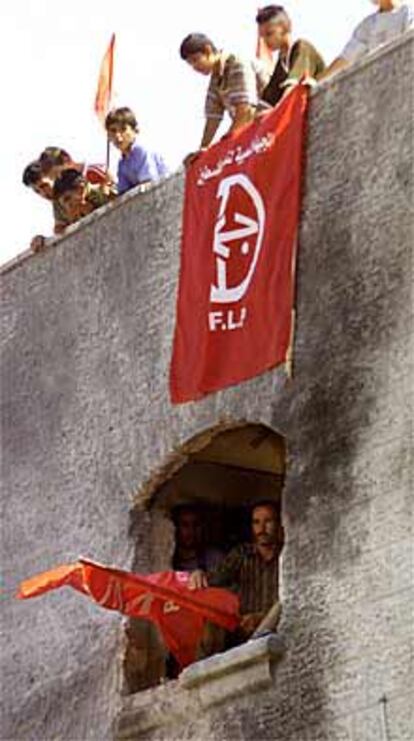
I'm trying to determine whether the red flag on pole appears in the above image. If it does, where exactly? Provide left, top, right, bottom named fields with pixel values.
left=16, top=559, right=239, bottom=668
left=170, top=84, right=309, bottom=404
left=94, top=33, right=116, bottom=125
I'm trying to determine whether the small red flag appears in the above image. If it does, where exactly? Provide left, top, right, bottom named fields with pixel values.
left=16, top=559, right=239, bottom=668
left=170, top=85, right=309, bottom=403
left=94, top=34, right=116, bottom=125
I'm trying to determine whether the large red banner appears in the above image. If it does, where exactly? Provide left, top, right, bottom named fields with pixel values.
left=170, top=84, right=309, bottom=403
left=16, top=559, right=239, bottom=668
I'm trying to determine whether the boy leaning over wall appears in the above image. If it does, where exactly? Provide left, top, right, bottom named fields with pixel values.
left=320, top=0, right=413, bottom=80
left=179, top=33, right=271, bottom=166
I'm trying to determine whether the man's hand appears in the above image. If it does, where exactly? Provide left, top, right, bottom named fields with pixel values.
left=183, top=151, right=204, bottom=168
left=239, top=612, right=264, bottom=639
left=30, top=235, right=47, bottom=252
left=188, top=569, right=209, bottom=590
left=184, top=147, right=208, bottom=168
left=229, top=103, right=255, bottom=134
left=318, top=57, right=349, bottom=82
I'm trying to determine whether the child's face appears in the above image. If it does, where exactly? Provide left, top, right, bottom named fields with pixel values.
left=58, top=183, right=86, bottom=220
left=31, top=176, right=54, bottom=200
left=107, top=123, right=136, bottom=154
left=186, top=47, right=216, bottom=75
left=260, top=19, right=290, bottom=51
left=45, top=163, right=66, bottom=181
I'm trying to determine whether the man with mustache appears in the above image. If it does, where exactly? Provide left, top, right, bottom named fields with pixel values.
left=189, top=501, right=283, bottom=642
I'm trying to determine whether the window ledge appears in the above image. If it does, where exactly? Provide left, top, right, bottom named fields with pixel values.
left=117, top=634, right=285, bottom=739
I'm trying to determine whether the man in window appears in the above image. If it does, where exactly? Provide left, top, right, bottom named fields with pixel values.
left=172, top=505, right=223, bottom=573
left=179, top=33, right=270, bottom=165
left=320, top=0, right=413, bottom=80
left=189, top=500, right=284, bottom=643
left=256, top=5, right=325, bottom=107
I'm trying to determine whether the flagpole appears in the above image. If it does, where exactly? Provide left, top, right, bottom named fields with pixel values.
left=106, top=33, right=115, bottom=173
left=106, top=135, right=111, bottom=172
left=94, top=33, right=116, bottom=173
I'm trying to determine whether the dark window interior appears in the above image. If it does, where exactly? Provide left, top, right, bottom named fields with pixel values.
left=123, top=424, right=285, bottom=695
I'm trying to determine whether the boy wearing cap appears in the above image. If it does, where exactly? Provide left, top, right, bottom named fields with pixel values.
left=256, top=5, right=325, bottom=107
left=105, top=107, right=169, bottom=195
left=320, top=0, right=413, bottom=80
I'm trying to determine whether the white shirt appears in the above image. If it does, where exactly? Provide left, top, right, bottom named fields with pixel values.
left=341, top=4, right=413, bottom=63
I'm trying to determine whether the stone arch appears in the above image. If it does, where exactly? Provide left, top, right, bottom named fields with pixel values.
left=124, top=420, right=286, bottom=694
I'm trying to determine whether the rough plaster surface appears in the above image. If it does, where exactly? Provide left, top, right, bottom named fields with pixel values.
left=1, top=33, right=413, bottom=741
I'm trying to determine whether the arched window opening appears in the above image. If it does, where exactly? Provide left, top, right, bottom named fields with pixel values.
left=123, top=423, right=286, bottom=695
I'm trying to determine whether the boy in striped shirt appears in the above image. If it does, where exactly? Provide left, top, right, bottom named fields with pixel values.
left=179, top=33, right=271, bottom=165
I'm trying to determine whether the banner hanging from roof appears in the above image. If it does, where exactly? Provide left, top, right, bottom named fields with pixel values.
left=170, top=84, right=309, bottom=403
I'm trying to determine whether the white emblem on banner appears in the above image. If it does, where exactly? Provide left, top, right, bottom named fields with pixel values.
left=209, top=174, right=265, bottom=332
left=210, top=174, right=265, bottom=304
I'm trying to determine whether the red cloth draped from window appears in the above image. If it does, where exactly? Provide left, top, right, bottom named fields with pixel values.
left=16, top=559, right=239, bottom=668
left=170, top=84, right=309, bottom=404
left=94, top=34, right=116, bottom=125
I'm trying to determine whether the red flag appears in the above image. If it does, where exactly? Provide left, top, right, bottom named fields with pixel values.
left=170, top=84, right=309, bottom=404
left=16, top=559, right=239, bottom=668
left=94, top=34, right=116, bottom=125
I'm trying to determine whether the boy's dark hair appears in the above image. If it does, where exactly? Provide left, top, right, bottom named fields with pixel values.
left=179, top=33, right=217, bottom=60
left=105, top=107, right=138, bottom=132
left=39, top=147, right=71, bottom=173
left=53, top=168, right=85, bottom=199
left=256, top=5, right=286, bottom=24
left=171, top=503, right=201, bottom=527
left=22, top=161, right=43, bottom=186
left=251, top=499, right=280, bottom=519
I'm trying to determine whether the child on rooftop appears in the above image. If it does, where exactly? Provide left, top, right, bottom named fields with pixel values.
left=39, top=147, right=116, bottom=192
left=320, top=0, right=413, bottom=80
left=52, top=168, right=114, bottom=226
left=179, top=33, right=271, bottom=166
left=22, top=147, right=116, bottom=252
left=105, top=107, right=169, bottom=195
left=255, top=6, right=325, bottom=106
left=22, top=160, right=71, bottom=250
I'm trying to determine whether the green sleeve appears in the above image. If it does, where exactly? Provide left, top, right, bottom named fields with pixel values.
left=52, top=199, right=70, bottom=229
left=89, top=187, right=112, bottom=209
left=288, top=40, right=325, bottom=82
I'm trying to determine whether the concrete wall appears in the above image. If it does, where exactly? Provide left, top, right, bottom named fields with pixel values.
left=1, top=32, right=413, bottom=741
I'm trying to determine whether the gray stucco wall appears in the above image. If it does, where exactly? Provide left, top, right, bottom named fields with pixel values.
left=1, top=33, right=413, bottom=741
